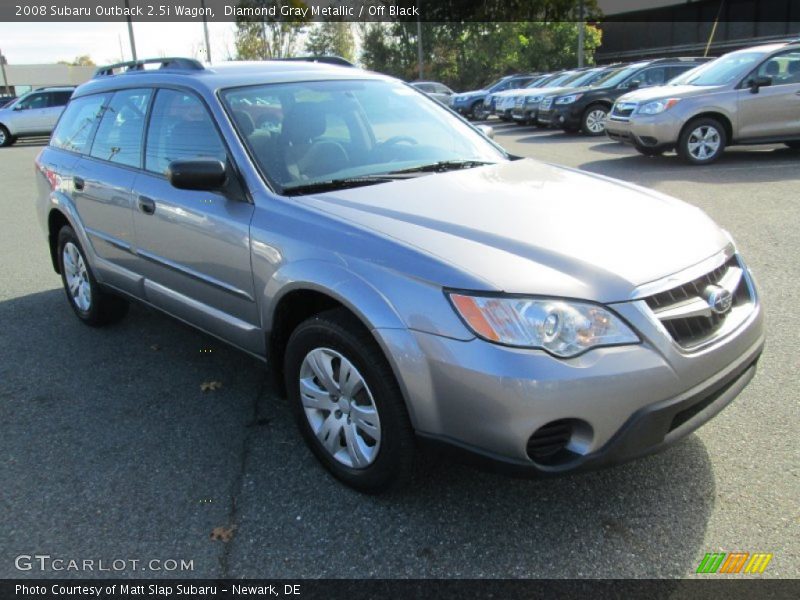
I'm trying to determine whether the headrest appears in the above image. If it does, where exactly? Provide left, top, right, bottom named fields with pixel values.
left=232, top=110, right=255, bottom=136
left=764, top=60, right=780, bottom=76
left=281, top=103, right=326, bottom=145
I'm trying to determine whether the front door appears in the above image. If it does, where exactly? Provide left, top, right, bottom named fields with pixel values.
left=131, top=88, right=260, bottom=353
left=737, top=49, right=800, bottom=140
left=9, top=91, right=51, bottom=133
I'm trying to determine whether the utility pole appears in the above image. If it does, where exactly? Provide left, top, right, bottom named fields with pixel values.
left=201, top=0, right=212, bottom=63
left=125, top=0, right=137, bottom=61
left=0, top=49, right=10, bottom=95
left=416, top=2, right=423, bottom=79
left=577, top=0, right=585, bottom=67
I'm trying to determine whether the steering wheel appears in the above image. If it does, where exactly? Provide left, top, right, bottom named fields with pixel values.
left=379, top=135, right=418, bottom=148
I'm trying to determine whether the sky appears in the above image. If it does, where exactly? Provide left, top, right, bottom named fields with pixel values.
left=0, top=22, right=238, bottom=65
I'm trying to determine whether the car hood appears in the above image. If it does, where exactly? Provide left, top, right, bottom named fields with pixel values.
left=458, top=89, right=487, bottom=99
left=617, top=84, right=721, bottom=103
left=296, top=160, right=729, bottom=302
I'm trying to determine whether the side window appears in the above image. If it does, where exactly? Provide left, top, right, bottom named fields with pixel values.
left=145, top=89, right=226, bottom=175
left=16, top=92, right=48, bottom=110
left=667, top=65, right=694, bottom=81
left=755, top=50, right=800, bottom=85
left=638, top=67, right=668, bottom=87
left=49, top=91, right=73, bottom=107
left=89, top=88, right=152, bottom=168
left=51, top=94, right=109, bottom=154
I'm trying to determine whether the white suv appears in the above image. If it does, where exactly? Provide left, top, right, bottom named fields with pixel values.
left=0, top=86, right=74, bottom=147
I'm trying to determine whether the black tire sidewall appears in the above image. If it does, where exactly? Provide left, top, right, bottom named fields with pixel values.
left=678, top=118, right=726, bottom=165
left=284, top=313, right=414, bottom=492
left=0, top=125, right=13, bottom=147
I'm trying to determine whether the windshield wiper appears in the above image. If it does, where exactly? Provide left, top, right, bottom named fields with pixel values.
left=388, top=159, right=495, bottom=175
left=282, top=175, right=397, bottom=196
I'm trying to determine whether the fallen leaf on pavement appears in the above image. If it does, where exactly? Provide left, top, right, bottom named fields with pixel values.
left=210, top=525, right=236, bottom=542
left=201, top=381, right=223, bottom=392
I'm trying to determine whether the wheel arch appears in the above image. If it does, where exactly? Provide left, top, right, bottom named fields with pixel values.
left=261, top=263, right=423, bottom=423
left=680, top=111, right=733, bottom=144
left=47, top=209, right=71, bottom=273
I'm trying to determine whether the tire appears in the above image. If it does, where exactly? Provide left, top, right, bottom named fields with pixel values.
left=57, top=226, right=129, bottom=326
left=581, top=104, right=609, bottom=136
left=634, top=144, right=666, bottom=157
left=284, top=308, right=415, bottom=493
left=785, top=141, right=800, bottom=150
left=677, top=118, right=726, bottom=165
left=0, top=125, right=14, bottom=147
left=470, top=101, right=485, bottom=120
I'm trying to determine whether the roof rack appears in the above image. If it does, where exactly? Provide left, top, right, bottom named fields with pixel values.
left=277, top=56, right=354, bottom=67
left=94, top=57, right=205, bottom=78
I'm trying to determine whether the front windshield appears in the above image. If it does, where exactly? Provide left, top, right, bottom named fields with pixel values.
left=564, top=69, right=605, bottom=87
left=678, top=52, right=765, bottom=86
left=222, top=79, right=507, bottom=194
left=591, top=63, right=647, bottom=88
left=540, top=72, right=575, bottom=88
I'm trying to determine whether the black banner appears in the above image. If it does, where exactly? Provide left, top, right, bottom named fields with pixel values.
left=3, top=579, right=800, bottom=600
left=1, top=0, right=797, bottom=23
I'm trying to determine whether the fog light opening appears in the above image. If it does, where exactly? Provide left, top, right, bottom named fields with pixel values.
left=526, top=419, right=593, bottom=466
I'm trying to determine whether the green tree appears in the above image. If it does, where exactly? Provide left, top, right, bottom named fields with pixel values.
left=58, top=55, right=95, bottom=67
left=233, top=0, right=308, bottom=60
left=305, top=22, right=355, bottom=61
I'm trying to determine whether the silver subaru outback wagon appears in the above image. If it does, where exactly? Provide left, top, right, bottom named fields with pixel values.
left=35, top=57, right=764, bottom=492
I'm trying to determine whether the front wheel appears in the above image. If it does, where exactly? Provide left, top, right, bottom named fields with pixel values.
left=581, top=105, right=609, bottom=136
left=284, top=308, right=415, bottom=493
left=57, top=226, right=129, bottom=326
left=677, top=118, right=726, bottom=165
left=0, top=125, right=14, bottom=147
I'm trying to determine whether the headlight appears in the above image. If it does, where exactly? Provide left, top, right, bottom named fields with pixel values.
left=449, top=293, right=639, bottom=358
left=555, top=93, right=583, bottom=105
left=525, top=95, right=543, bottom=105
left=637, top=98, right=680, bottom=115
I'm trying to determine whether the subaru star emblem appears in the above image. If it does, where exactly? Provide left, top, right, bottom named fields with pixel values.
left=705, top=285, right=733, bottom=315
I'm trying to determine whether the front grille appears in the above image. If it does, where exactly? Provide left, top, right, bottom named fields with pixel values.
left=610, top=101, right=637, bottom=121
left=541, top=97, right=554, bottom=110
left=644, top=256, right=752, bottom=348
left=515, top=97, right=525, bottom=107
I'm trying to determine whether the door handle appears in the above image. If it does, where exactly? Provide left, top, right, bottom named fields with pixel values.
left=73, top=176, right=84, bottom=191
left=138, top=196, right=156, bottom=215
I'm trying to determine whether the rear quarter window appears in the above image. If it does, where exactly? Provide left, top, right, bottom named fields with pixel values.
left=51, top=93, right=110, bottom=154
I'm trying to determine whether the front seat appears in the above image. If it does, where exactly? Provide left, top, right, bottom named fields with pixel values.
left=279, top=103, right=349, bottom=180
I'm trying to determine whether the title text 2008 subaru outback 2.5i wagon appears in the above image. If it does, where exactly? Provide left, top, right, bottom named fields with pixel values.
left=35, top=57, right=764, bottom=492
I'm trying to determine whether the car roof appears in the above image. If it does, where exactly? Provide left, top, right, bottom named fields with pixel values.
left=73, top=58, right=388, bottom=99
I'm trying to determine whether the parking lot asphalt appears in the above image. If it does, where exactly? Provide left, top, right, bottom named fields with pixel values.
left=1, top=129, right=798, bottom=579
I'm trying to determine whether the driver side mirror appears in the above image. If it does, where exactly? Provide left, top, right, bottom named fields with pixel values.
left=627, top=79, right=642, bottom=90
left=748, top=75, right=772, bottom=93
left=167, top=159, right=227, bottom=191
left=476, top=124, right=495, bottom=140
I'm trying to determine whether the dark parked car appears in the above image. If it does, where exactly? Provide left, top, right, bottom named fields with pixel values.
left=542, top=57, right=710, bottom=135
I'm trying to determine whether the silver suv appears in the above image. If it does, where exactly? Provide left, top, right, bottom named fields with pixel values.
left=35, top=57, right=764, bottom=492
left=606, top=41, right=800, bottom=163
left=0, top=86, right=74, bottom=147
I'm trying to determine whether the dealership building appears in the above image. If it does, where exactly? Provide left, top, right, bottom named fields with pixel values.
left=0, top=62, right=95, bottom=96
left=597, top=0, right=799, bottom=62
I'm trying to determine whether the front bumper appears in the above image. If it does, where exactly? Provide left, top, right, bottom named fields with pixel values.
left=605, top=113, right=683, bottom=148
left=376, top=281, right=764, bottom=475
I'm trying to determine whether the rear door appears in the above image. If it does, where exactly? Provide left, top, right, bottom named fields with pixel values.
left=737, top=49, right=800, bottom=140
left=43, top=90, right=74, bottom=131
left=70, top=88, right=151, bottom=293
left=131, top=87, right=260, bottom=353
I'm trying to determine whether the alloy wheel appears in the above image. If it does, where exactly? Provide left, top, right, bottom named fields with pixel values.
left=63, top=242, right=92, bottom=312
left=585, top=109, right=607, bottom=133
left=299, top=347, right=381, bottom=469
left=687, top=125, right=721, bottom=161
